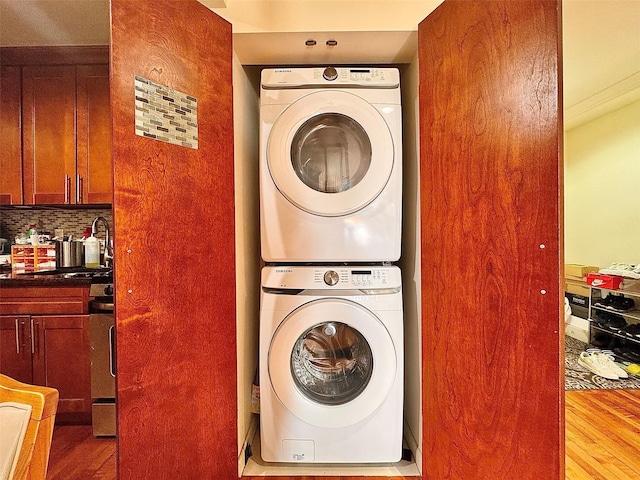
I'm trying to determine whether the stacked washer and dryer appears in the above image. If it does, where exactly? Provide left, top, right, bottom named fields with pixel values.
left=259, top=66, right=404, bottom=464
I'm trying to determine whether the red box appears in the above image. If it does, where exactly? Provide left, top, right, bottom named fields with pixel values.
left=586, top=273, right=624, bottom=290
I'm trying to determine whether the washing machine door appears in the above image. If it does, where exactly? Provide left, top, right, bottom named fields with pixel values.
left=267, top=90, right=394, bottom=217
left=268, top=298, right=397, bottom=428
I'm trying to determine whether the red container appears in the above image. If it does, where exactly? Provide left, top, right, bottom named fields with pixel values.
left=586, top=273, right=624, bottom=290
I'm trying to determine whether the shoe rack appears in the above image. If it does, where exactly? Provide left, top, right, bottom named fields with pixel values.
left=588, top=284, right=640, bottom=363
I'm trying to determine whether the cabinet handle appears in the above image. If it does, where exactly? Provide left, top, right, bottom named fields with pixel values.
left=64, top=174, right=70, bottom=204
left=76, top=174, right=85, bottom=204
left=15, top=318, right=20, bottom=354
left=30, top=318, right=36, bottom=355
left=109, top=325, right=116, bottom=378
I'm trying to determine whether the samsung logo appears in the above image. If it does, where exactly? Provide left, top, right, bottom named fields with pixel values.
left=275, top=268, right=293, bottom=273
left=275, top=69, right=292, bottom=73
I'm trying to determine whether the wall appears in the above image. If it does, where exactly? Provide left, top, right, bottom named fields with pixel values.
left=564, top=98, right=640, bottom=268
left=398, top=59, right=422, bottom=469
left=212, top=0, right=441, bottom=33
left=233, top=59, right=261, bottom=471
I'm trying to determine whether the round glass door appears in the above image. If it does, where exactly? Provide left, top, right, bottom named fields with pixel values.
left=268, top=298, right=397, bottom=428
left=290, top=321, right=373, bottom=406
left=267, top=90, right=394, bottom=217
left=291, top=114, right=372, bottom=194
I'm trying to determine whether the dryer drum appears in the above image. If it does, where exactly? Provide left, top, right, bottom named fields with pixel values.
left=290, top=322, right=373, bottom=405
left=291, top=113, right=372, bottom=194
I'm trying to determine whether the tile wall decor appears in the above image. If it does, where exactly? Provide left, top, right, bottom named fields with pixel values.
left=134, top=76, right=198, bottom=149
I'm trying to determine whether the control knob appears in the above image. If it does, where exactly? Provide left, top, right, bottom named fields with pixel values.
left=323, top=67, right=338, bottom=81
left=324, top=270, right=339, bottom=286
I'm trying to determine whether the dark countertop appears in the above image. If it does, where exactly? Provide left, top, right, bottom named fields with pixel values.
left=0, top=267, right=109, bottom=288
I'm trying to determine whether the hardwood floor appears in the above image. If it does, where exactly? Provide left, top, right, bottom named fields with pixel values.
left=565, top=389, right=640, bottom=480
left=47, top=425, right=116, bottom=480
left=47, top=390, right=640, bottom=479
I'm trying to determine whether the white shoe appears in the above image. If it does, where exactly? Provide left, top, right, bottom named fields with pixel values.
left=598, top=353, right=629, bottom=379
left=578, top=352, right=620, bottom=380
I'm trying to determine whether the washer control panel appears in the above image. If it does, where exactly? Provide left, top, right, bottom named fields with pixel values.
left=315, top=268, right=393, bottom=288
left=262, top=266, right=400, bottom=290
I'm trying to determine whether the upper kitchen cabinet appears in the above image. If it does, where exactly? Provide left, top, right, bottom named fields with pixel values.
left=22, top=65, right=77, bottom=204
left=22, top=64, right=112, bottom=205
left=76, top=65, right=113, bottom=204
left=0, top=66, right=23, bottom=204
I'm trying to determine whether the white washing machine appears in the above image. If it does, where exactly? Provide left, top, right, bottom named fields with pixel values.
left=259, top=265, right=403, bottom=463
left=260, top=67, right=402, bottom=263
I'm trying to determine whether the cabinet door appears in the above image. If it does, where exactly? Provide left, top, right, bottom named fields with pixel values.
left=0, top=66, right=23, bottom=205
left=22, top=66, right=77, bottom=204
left=111, top=0, right=235, bottom=477
left=77, top=64, right=113, bottom=204
left=418, top=1, right=562, bottom=478
left=32, top=315, right=91, bottom=422
left=0, top=315, right=32, bottom=383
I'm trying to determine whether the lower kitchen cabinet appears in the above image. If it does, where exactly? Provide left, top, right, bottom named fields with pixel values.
left=0, top=315, right=32, bottom=382
left=35, top=315, right=92, bottom=422
left=0, top=285, right=92, bottom=424
left=0, top=314, right=92, bottom=423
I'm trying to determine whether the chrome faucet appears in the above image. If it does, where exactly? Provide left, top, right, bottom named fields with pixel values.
left=91, top=216, right=113, bottom=268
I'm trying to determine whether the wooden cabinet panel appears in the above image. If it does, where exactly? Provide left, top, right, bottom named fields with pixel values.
left=22, top=66, right=77, bottom=204
left=0, top=286, right=89, bottom=315
left=0, top=315, right=32, bottom=383
left=21, top=63, right=112, bottom=205
left=111, top=0, right=235, bottom=477
left=418, top=1, right=563, bottom=478
left=1, top=287, right=92, bottom=423
left=32, top=315, right=91, bottom=421
left=77, top=64, right=113, bottom=204
left=0, top=66, right=23, bottom=204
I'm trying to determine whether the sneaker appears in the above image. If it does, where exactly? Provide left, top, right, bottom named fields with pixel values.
left=622, top=323, right=640, bottom=339
left=595, top=295, right=615, bottom=309
left=578, top=351, right=620, bottom=380
left=611, top=296, right=635, bottom=312
left=597, top=353, right=629, bottom=379
left=607, top=314, right=628, bottom=332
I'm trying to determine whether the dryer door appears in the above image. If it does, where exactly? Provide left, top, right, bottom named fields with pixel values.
left=268, top=298, right=397, bottom=428
left=267, top=90, right=395, bottom=217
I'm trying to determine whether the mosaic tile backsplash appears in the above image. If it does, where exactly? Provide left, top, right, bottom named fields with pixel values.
left=0, top=208, right=113, bottom=247
left=134, top=76, right=198, bottom=149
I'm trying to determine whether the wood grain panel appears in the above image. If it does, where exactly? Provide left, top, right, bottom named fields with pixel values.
left=77, top=64, right=113, bottom=204
left=32, top=315, right=92, bottom=423
left=0, top=65, right=23, bottom=204
left=0, top=46, right=109, bottom=66
left=0, top=315, right=32, bottom=383
left=110, top=0, right=236, bottom=477
left=22, top=65, right=77, bottom=204
left=418, top=1, right=563, bottom=478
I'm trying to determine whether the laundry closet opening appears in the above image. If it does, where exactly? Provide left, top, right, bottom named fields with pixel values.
left=233, top=61, right=423, bottom=478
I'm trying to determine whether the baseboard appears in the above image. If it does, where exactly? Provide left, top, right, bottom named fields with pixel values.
left=238, top=414, right=259, bottom=477
left=403, top=419, right=422, bottom=475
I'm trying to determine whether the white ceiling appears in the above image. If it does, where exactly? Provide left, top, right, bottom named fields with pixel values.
left=1, top=0, right=638, bottom=129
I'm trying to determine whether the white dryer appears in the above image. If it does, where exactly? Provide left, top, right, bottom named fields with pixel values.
left=259, top=265, right=403, bottom=463
left=260, top=67, right=402, bottom=263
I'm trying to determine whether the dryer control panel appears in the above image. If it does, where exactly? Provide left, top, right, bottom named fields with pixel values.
left=261, top=67, right=400, bottom=89
left=262, top=265, right=401, bottom=290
